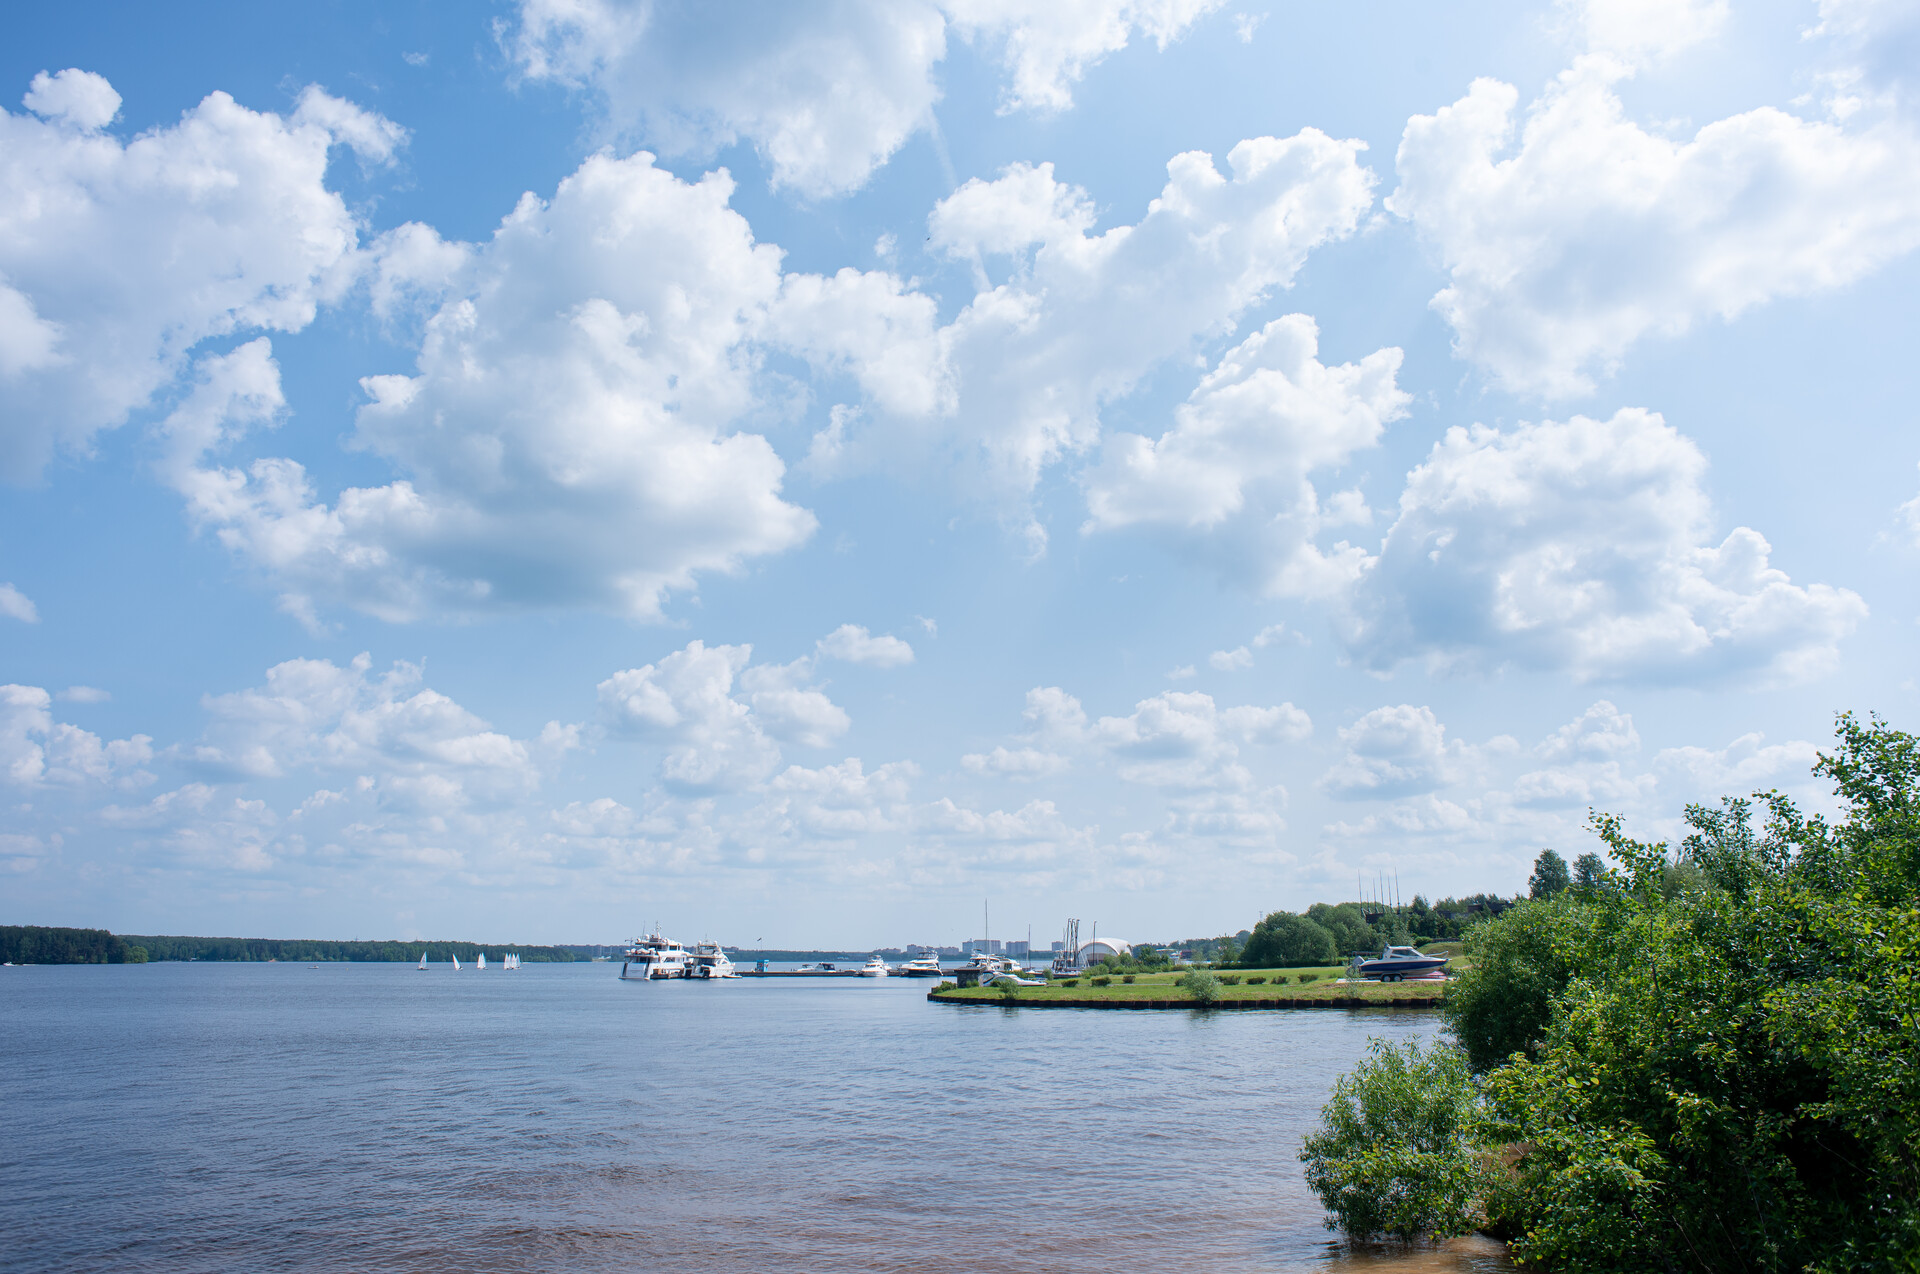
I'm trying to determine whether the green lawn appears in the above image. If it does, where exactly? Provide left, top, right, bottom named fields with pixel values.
left=929, top=965, right=1451, bottom=1006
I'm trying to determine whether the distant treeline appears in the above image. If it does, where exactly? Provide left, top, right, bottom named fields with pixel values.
left=125, top=935, right=575, bottom=963
left=0, top=926, right=573, bottom=964
left=0, top=926, right=144, bottom=964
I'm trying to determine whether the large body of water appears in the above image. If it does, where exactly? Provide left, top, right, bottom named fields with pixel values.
left=2, top=962, right=1508, bottom=1272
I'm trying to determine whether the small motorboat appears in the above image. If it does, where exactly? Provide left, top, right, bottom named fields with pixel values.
left=1355, top=944, right=1449, bottom=982
left=858, top=955, right=891, bottom=978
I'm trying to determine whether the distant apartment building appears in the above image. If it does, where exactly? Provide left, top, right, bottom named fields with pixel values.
left=961, top=938, right=1002, bottom=956
left=1050, top=941, right=1066, bottom=953
left=936, top=946, right=962, bottom=958
left=1004, top=941, right=1029, bottom=956
left=904, top=943, right=935, bottom=955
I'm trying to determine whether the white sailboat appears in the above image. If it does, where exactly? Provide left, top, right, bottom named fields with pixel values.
left=477, top=952, right=487, bottom=970
left=452, top=952, right=462, bottom=971
left=503, top=952, right=519, bottom=970
left=417, top=951, right=427, bottom=971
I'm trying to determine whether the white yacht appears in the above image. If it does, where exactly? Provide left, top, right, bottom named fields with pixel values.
left=858, top=955, right=891, bottom=978
left=899, top=954, right=944, bottom=978
left=690, top=942, right=738, bottom=979
left=620, top=933, right=693, bottom=980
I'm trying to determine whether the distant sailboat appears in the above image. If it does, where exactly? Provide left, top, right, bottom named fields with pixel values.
left=452, top=952, right=462, bottom=971
left=504, top=952, right=519, bottom=970
left=417, top=951, right=427, bottom=971
left=477, top=952, right=487, bottom=970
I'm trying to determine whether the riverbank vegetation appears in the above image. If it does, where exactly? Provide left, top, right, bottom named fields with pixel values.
left=0, top=930, right=574, bottom=963
left=0, top=926, right=145, bottom=964
left=1299, top=713, right=1920, bottom=1272
left=929, top=965, right=1448, bottom=1006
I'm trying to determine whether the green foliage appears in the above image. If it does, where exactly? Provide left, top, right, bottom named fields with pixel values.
left=120, top=935, right=575, bottom=962
left=1297, top=972, right=1319, bottom=984
left=1528, top=848, right=1570, bottom=897
left=1452, top=713, right=1920, bottom=1271
left=1308, top=903, right=1374, bottom=955
left=1121, top=973, right=1135, bottom=983
left=1090, top=975, right=1110, bottom=986
left=1573, top=851, right=1607, bottom=888
left=1178, top=970, right=1221, bottom=1006
left=126, top=946, right=148, bottom=963
left=1059, top=978, right=1077, bottom=987
left=993, top=976, right=1020, bottom=1000
left=1241, top=910, right=1337, bottom=967
left=1245, top=975, right=1266, bottom=984
left=0, top=926, right=135, bottom=964
left=1299, top=1039, right=1487, bottom=1241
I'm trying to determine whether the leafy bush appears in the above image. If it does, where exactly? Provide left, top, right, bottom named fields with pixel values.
left=1297, top=972, right=1319, bottom=984
left=1090, top=975, right=1111, bottom=986
left=1178, top=970, right=1221, bottom=1006
left=1121, top=973, right=1135, bottom=983
left=994, top=976, right=1020, bottom=1001
left=1245, top=975, right=1266, bottom=984
left=1060, top=978, right=1078, bottom=987
left=934, top=980, right=955, bottom=991
left=1300, top=1039, right=1487, bottom=1241
left=1217, top=973, right=1242, bottom=985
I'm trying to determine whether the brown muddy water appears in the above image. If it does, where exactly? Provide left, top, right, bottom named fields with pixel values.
left=1, top=962, right=1511, bottom=1272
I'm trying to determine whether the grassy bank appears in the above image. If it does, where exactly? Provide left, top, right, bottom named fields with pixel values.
left=929, top=965, right=1450, bottom=1008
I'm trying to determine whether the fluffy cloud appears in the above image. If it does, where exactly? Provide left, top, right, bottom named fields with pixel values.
left=1654, top=731, right=1821, bottom=792
left=1083, top=313, right=1406, bottom=596
left=505, top=0, right=1220, bottom=197
left=1320, top=704, right=1474, bottom=801
left=961, top=745, right=1071, bottom=779
left=816, top=623, right=915, bottom=667
left=1561, top=0, right=1727, bottom=63
left=0, top=72, right=400, bottom=480
left=1390, top=58, right=1920, bottom=396
left=597, top=639, right=851, bottom=790
left=1094, top=689, right=1311, bottom=791
left=1537, top=699, right=1640, bottom=761
left=1341, top=409, right=1866, bottom=682
left=0, top=583, right=37, bottom=622
left=765, top=758, right=917, bottom=838
left=186, top=654, right=552, bottom=810
left=813, top=137, right=1373, bottom=516
left=0, top=683, right=152, bottom=788
left=943, top=0, right=1225, bottom=113
left=167, top=153, right=823, bottom=624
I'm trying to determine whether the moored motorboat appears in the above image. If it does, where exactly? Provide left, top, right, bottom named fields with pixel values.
left=858, top=955, right=891, bottom=978
left=690, top=942, right=738, bottom=979
left=1355, top=943, right=1448, bottom=982
left=899, top=954, right=944, bottom=978
left=621, top=932, right=693, bottom=980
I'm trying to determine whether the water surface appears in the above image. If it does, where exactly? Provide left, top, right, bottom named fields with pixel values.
left=1, top=962, right=1507, bottom=1272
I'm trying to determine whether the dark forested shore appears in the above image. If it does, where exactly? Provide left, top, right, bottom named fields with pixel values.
left=0, top=926, right=574, bottom=964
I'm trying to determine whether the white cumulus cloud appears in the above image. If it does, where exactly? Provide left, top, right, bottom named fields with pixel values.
left=163, top=153, right=823, bottom=624
left=505, top=0, right=1220, bottom=198
left=1341, top=409, right=1866, bottom=683
left=0, top=583, right=37, bottom=622
left=0, top=72, right=400, bottom=480
left=816, top=623, right=915, bottom=667
left=812, top=137, right=1374, bottom=517
left=1083, top=313, right=1406, bottom=596
left=1389, top=58, right=1920, bottom=396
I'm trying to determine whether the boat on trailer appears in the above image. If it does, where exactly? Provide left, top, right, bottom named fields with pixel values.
left=1353, top=944, right=1449, bottom=982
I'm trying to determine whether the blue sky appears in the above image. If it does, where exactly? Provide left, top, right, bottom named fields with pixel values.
left=4, top=0, right=1918, bottom=948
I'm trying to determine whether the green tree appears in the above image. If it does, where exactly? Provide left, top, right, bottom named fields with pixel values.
left=1527, top=848, right=1570, bottom=897
left=1299, top=1039, right=1488, bottom=1241
left=1307, top=903, right=1374, bottom=955
left=1572, top=851, right=1607, bottom=888
left=1241, top=911, right=1336, bottom=967
left=1178, top=970, right=1221, bottom=1006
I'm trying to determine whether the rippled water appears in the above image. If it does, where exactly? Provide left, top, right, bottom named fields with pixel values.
left=1, top=963, right=1510, bottom=1272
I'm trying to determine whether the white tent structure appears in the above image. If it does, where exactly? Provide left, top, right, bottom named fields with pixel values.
left=1075, top=939, right=1132, bottom=968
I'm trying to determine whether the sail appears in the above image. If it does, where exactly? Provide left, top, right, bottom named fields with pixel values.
left=452, top=953, right=461, bottom=970
left=477, top=952, right=486, bottom=969
left=418, top=951, right=427, bottom=970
